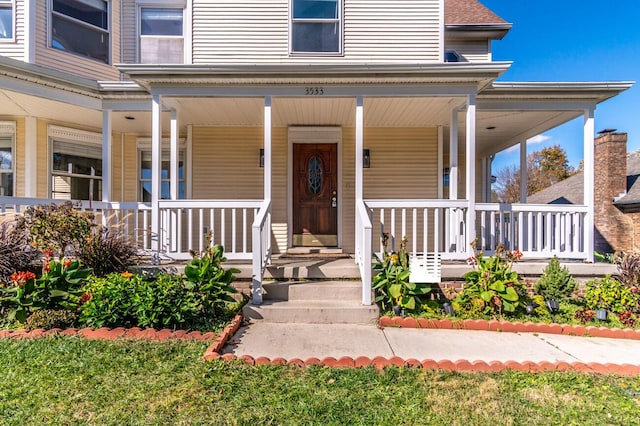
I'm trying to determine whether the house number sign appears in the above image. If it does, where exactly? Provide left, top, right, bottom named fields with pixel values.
left=305, top=87, right=324, bottom=95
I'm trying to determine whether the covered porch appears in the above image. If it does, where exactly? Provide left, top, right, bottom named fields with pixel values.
left=0, top=61, right=632, bottom=305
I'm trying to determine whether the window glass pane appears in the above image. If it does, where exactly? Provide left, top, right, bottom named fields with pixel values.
left=0, top=6, right=12, bottom=39
left=53, top=0, right=108, bottom=29
left=292, top=22, right=339, bottom=53
left=0, top=140, right=11, bottom=170
left=293, top=0, right=338, bottom=19
left=140, top=150, right=185, bottom=200
left=52, top=14, right=109, bottom=63
left=141, top=8, right=182, bottom=36
left=0, top=173, right=13, bottom=196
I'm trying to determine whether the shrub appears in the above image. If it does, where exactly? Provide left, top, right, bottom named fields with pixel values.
left=79, top=245, right=240, bottom=330
left=616, top=253, right=640, bottom=290
left=0, top=257, right=91, bottom=323
left=14, top=201, right=95, bottom=257
left=78, top=227, right=140, bottom=277
left=584, top=275, right=639, bottom=313
left=0, top=219, right=39, bottom=283
left=24, top=309, right=78, bottom=331
left=534, top=257, right=578, bottom=303
left=453, top=244, right=526, bottom=316
left=372, top=234, right=430, bottom=313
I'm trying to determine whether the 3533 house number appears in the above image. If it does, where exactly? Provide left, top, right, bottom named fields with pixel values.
left=305, top=87, right=324, bottom=95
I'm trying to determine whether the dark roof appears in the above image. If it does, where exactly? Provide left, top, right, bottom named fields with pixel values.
left=445, top=0, right=509, bottom=26
left=527, top=151, right=640, bottom=207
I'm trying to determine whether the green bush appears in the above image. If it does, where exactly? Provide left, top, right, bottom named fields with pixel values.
left=24, top=309, right=78, bottom=331
left=0, top=258, right=91, bottom=323
left=534, top=257, right=578, bottom=303
left=584, top=275, right=639, bottom=313
left=0, top=219, right=39, bottom=283
left=79, top=245, right=240, bottom=330
left=14, top=201, right=95, bottom=257
left=453, top=244, right=527, bottom=316
left=372, top=234, right=430, bottom=313
left=78, top=227, right=140, bottom=277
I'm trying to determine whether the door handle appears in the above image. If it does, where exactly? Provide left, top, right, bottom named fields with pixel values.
left=332, top=190, right=337, bottom=208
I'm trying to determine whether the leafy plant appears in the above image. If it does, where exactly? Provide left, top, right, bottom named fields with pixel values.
left=534, top=256, right=578, bottom=303
left=184, top=243, right=240, bottom=315
left=453, top=244, right=526, bottom=316
left=0, top=219, right=39, bottom=283
left=14, top=201, right=95, bottom=257
left=618, top=310, right=637, bottom=328
left=574, top=307, right=595, bottom=324
left=372, top=234, right=430, bottom=312
left=78, top=272, right=139, bottom=328
left=0, top=256, right=91, bottom=323
left=583, top=275, right=639, bottom=313
left=616, top=252, right=640, bottom=291
left=78, top=226, right=140, bottom=277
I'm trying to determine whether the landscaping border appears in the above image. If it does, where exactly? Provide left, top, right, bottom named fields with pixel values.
left=377, top=316, right=640, bottom=340
left=0, top=327, right=218, bottom=341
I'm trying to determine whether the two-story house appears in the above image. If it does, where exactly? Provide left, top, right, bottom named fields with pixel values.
left=0, top=0, right=633, bottom=304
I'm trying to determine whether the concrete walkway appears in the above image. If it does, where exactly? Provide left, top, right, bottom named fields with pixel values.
left=223, top=322, right=640, bottom=366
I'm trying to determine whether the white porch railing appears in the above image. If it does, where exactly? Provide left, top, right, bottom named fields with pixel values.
left=476, top=203, right=589, bottom=260
left=251, top=199, right=272, bottom=305
left=355, top=199, right=372, bottom=305
left=0, top=197, right=268, bottom=262
left=365, top=199, right=470, bottom=260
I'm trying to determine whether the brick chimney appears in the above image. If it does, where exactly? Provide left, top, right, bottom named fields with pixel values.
left=593, top=130, right=631, bottom=253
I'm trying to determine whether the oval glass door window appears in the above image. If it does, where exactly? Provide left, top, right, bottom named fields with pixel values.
left=308, top=156, right=323, bottom=195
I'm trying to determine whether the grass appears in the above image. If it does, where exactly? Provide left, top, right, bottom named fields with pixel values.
left=1, top=337, right=640, bottom=425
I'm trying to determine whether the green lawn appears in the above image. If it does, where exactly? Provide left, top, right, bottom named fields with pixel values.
left=1, top=337, right=640, bottom=425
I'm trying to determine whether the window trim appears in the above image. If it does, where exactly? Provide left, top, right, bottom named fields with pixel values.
left=136, top=137, right=188, bottom=201
left=48, top=0, right=111, bottom=64
left=48, top=125, right=102, bottom=201
left=0, top=121, right=15, bottom=197
left=136, top=0, right=190, bottom=64
left=0, top=0, right=15, bottom=42
left=289, top=0, right=343, bottom=56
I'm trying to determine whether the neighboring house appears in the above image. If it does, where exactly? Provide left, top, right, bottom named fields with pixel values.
left=529, top=131, right=640, bottom=255
left=0, top=0, right=633, bottom=303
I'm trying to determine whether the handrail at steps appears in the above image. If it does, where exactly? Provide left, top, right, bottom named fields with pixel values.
left=355, top=199, right=373, bottom=305
left=251, top=199, right=272, bottom=305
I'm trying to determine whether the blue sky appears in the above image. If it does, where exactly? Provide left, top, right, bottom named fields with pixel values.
left=481, top=0, right=640, bottom=173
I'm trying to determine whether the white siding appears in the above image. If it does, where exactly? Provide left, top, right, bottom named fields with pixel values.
left=446, top=40, right=491, bottom=63
left=192, top=0, right=441, bottom=64
left=0, top=0, right=25, bottom=60
left=34, top=0, right=120, bottom=80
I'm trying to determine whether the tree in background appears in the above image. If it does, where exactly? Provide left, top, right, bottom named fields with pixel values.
left=493, top=145, right=574, bottom=203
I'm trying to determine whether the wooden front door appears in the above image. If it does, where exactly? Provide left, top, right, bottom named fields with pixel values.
left=292, top=143, right=338, bottom=246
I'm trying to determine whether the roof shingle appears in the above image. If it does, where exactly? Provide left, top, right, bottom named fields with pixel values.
left=445, top=0, right=509, bottom=26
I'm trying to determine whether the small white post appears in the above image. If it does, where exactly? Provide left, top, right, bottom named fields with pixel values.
left=583, top=107, right=595, bottom=262
left=465, top=94, right=477, bottom=255
left=520, top=140, right=527, bottom=203
left=101, top=108, right=112, bottom=203
left=151, top=93, right=163, bottom=260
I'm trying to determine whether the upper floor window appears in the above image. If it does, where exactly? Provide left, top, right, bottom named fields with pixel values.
left=0, top=0, right=13, bottom=39
left=291, top=0, right=341, bottom=55
left=50, top=0, right=110, bottom=64
left=139, top=7, right=184, bottom=64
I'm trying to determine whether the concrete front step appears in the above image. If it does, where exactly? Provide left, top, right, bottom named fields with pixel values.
left=243, top=300, right=380, bottom=324
left=263, top=280, right=362, bottom=301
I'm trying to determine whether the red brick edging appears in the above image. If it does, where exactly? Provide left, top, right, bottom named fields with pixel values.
left=377, top=316, right=640, bottom=340
left=0, top=326, right=218, bottom=341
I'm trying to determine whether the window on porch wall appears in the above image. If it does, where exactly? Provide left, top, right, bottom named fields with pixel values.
left=0, top=0, right=13, bottom=39
left=50, top=0, right=110, bottom=64
left=138, top=149, right=185, bottom=201
left=139, top=6, right=184, bottom=64
left=291, top=0, right=341, bottom=54
left=51, top=140, right=102, bottom=201
left=0, top=137, right=13, bottom=196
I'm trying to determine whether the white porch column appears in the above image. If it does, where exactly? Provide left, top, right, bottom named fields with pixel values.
left=465, top=95, right=477, bottom=254
left=437, top=126, right=444, bottom=198
left=449, top=108, right=458, bottom=200
left=355, top=96, right=364, bottom=200
left=520, top=140, right=527, bottom=203
left=101, top=108, right=112, bottom=203
left=264, top=96, right=272, bottom=199
left=151, top=94, right=163, bottom=258
left=170, top=109, right=178, bottom=200
left=583, top=107, right=595, bottom=262
left=24, top=117, right=37, bottom=197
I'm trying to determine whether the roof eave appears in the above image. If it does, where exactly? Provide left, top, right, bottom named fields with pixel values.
left=445, top=24, right=512, bottom=40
